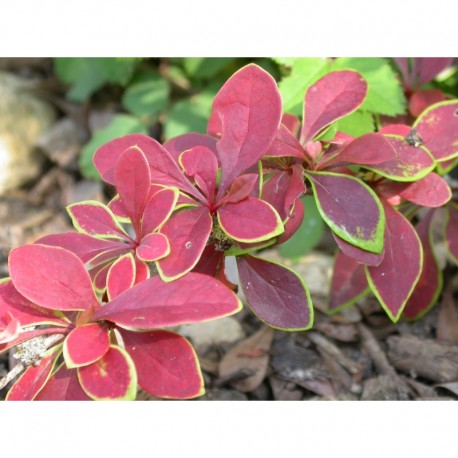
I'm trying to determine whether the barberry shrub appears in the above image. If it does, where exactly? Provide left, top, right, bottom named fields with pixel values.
left=1, top=61, right=457, bottom=400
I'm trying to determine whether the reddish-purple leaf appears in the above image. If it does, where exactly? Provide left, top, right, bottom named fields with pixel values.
left=0, top=311, right=20, bottom=344
left=300, top=70, right=367, bottom=143
left=220, top=174, right=259, bottom=205
left=403, top=210, right=443, bottom=320
left=139, top=188, right=178, bottom=237
left=411, top=58, right=454, bottom=88
left=37, top=232, right=125, bottom=264
left=328, top=251, right=369, bottom=313
left=218, top=197, right=283, bottom=243
left=179, top=146, right=218, bottom=202
left=331, top=133, right=435, bottom=181
left=262, top=166, right=306, bottom=220
left=157, top=207, right=212, bottom=281
left=281, top=113, right=301, bottom=136
left=305, top=171, right=385, bottom=253
left=208, top=64, right=282, bottom=196
left=7, top=345, right=61, bottom=401
left=378, top=124, right=411, bottom=136
left=266, top=124, right=305, bottom=159
left=77, top=345, right=137, bottom=400
left=409, top=88, right=446, bottom=117
left=91, top=260, right=114, bottom=292
left=136, top=233, right=169, bottom=262
left=34, top=364, right=91, bottom=400
left=94, top=272, right=242, bottom=329
left=94, top=133, right=204, bottom=201
left=114, top=147, right=151, bottom=234
left=237, top=255, right=313, bottom=331
left=445, top=203, right=458, bottom=264
left=333, top=233, right=384, bottom=267
left=415, top=101, right=458, bottom=162
left=9, top=245, right=99, bottom=312
left=67, top=201, right=130, bottom=241
left=64, top=323, right=110, bottom=368
left=106, top=254, right=136, bottom=301
left=277, top=198, right=305, bottom=245
left=134, top=258, right=150, bottom=284
left=396, top=173, right=452, bottom=207
left=121, top=329, right=204, bottom=399
left=163, top=132, right=218, bottom=161
left=0, top=280, right=68, bottom=328
left=366, top=203, right=423, bottom=322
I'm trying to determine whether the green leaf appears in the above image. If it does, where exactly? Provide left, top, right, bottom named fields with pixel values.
left=122, top=70, right=169, bottom=117
left=331, top=58, right=406, bottom=116
left=54, top=58, right=139, bottom=102
left=183, top=58, right=234, bottom=79
left=278, top=58, right=330, bottom=115
left=335, top=110, right=376, bottom=136
left=163, top=89, right=216, bottom=140
left=79, top=115, right=148, bottom=180
left=279, top=196, right=324, bottom=261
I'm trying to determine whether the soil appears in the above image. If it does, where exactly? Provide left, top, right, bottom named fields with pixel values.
left=1, top=58, right=458, bottom=401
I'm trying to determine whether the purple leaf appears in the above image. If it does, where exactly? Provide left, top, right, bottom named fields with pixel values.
left=237, top=255, right=313, bottom=331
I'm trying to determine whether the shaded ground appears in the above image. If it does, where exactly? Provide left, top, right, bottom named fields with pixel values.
left=1, top=58, right=458, bottom=401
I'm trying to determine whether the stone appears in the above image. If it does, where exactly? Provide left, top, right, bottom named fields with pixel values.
left=0, top=72, right=55, bottom=195
left=179, top=317, right=246, bottom=354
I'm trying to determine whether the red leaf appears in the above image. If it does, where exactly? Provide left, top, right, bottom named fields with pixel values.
left=94, top=133, right=204, bottom=201
left=114, top=147, right=151, bottom=234
left=266, top=124, right=305, bottom=159
left=0, top=311, right=20, bottom=344
left=36, top=232, right=124, bottom=263
left=121, top=329, right=204, bottom=399
left=0, top=328, right=67, bottom=355
left=208, top=64, right=282, bottom=196
left=164, top=132, right=218, bottom=161
left=134, top=258, right=150, bottom=284
left=328, top=251, right=369, bottom=313
left=445, top=203, right=458, bottom=264
left=34, top=364, right=91, bottom=400
left=7, top=346, right=61, bottom=401
left=9, top=245, right=99, bottom=312
left=220, top=174, right=259, bottom=205
left=136, top=233, right=169, bottom=262
left=403, top=210, right=443, bottom=320
left=366, top=203, right=423, bottom=322
left=67, top=201, right=130, bottom=241
left=237, top=255, right=313, bottom=330
left=78, top=346, right=137, bottom=400
left=305, top=171, right=385, bottom=254
left=64, top=323, right=110, bottom=368
left=179, top=146, right=218, bottom=203
left=94, top=273, right=242, bottom=329
left=277, top=198, right=305, bottom=245
left=410, top=58, right=454, bottom=88
left=333, top=233, right=384, bottom=267
left=106, top=254, right=136, bottom=301
left=332, top=133, right=435, bottom=181
left=396, top=173, right=452, bottom=207
left=300, top=70, right=367, bottom=143
left=0, top=280, right=68, bottom=328
left=157, top=207, right=212, bottom=281
left=281, top=113, right=301, bottom=136
left=218, top=197, right=283, bottom=243
left=139, top=188, right=178, bottom=237
left=409, top=88, right=446, bottom=117
left=415, top=101, right=458, bottom=162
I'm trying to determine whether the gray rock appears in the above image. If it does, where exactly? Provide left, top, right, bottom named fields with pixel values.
left=0, top=72, right=55, bottom=195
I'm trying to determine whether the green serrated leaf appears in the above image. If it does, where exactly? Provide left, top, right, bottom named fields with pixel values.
left=331, top=58, right=406, bottom=116
left=79, top=114, right=148, bottom=180
left=163, top=89, right=216, bottom=140
left=279, top=196, right=324, bottom=261
left=335, top=110, right=376, bottom=136
left=122, top=70, right=169, bottom=117
left=278, top=58, right=330, bottom=115
left=54, top=58, right=139, bottom=102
